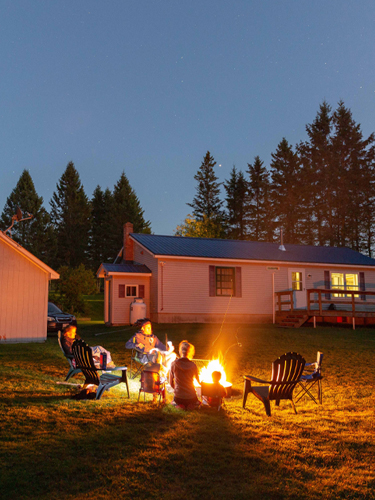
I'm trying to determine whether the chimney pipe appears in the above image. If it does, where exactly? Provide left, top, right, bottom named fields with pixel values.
left=124, top=222, right=134, bottom=261
left=279, top=229, right=286, bottom=251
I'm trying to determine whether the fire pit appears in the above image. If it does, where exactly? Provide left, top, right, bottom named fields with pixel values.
left=194, top=358, right=232, bottom=398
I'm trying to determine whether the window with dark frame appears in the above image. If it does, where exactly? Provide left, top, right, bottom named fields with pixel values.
left=126, top=285, right=138, bottom=297
left=216, top=267, right=235, bottom=296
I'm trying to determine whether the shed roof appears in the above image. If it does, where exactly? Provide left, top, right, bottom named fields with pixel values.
left=97, top=261, right=152, bottom=278
left=0, top=231, right=59, bottom=279
left=130, top=233, right=375, bottom=267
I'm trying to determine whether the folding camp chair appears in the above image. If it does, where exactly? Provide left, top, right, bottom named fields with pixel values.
left=294, top=351, right=323, bottom=405
left=138, top=370, right=166, bottom=403
left=130, top=349, right=158, bottom=379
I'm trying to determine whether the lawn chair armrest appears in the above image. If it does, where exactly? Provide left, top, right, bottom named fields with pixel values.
left=243, top=375, right=270, bottom=384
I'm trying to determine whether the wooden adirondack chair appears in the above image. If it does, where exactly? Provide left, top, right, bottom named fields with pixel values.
left=243, top=352, right=305, bottom=416
left=72, top=339, right=130, bottom=400
left=58, top=330, right=82, bottom=381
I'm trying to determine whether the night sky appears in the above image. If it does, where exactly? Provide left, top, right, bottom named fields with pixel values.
left=1, top=1, right=374, bottom=235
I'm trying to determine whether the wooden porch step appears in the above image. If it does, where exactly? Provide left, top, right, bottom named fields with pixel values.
left=277, top=314, right=309, bottom=328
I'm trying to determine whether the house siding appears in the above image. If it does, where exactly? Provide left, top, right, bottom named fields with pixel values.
left=133, top=251, right=375, bottom=323
left=0, top=238, right=48, bottom=342
left=134, top=243, right=159, bottom=317
left=109, top=275, right=150, bottom=325
left=151, top=259, right=280, bottom=317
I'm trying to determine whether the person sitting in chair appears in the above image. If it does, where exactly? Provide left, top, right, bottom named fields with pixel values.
left=62, top=325, right=114, bottom=369
left=169, top=340, right=200, bottom=410
left=125, top=319, right=167, bottom=364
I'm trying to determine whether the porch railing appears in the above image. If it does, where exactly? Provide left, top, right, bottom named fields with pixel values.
left=275, top=288, right=375, bottom=316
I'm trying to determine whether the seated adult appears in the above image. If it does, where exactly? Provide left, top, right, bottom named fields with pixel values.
left=125, top=319, right=166, bottom=364
left=61, top=325, right=114, bottom=369
left=169, top=340, right=200, bottom=410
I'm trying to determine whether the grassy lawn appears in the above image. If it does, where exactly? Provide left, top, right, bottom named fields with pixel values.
left=1, top=321, right=375, bottom=499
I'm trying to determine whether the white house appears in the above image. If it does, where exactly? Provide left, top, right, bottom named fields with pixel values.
left=0, top=231, right=59, bottom=343
left=97, top=223, right=375, bottom=326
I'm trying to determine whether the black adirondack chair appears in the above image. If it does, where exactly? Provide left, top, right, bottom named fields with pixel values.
left=243, top=352, right=305, bottom=416
left=58, top=330, right=82, bottom=381
left=72, top=339, right=130, bottom=400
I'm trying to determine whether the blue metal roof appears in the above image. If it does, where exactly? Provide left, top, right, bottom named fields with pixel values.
left=101, top=261, right=151, bottom=274
left=131, top=233, right=375, bottom=267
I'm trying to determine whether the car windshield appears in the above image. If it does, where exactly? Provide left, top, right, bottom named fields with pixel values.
left=48, top=303, right=63, bottom=314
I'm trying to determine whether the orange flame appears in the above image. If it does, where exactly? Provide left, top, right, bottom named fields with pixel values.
left=195, top=356, right=231, bottom=388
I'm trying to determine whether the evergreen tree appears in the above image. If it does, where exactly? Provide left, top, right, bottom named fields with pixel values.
left=188, top=151, right=224, bottom=219
left=299, top=100, right=375, bottom=253
left=298, top=101, right=333, bottom=245
left=0, top=170, right=55, bottom=264
left=224, top=166, right=249, bottom=240
left=270, top=139, right=302, bottom=244
left=331, top=101, right=375, bottom=252
left=50, top=162, right=91, bottom=268
left=247, top=156, right=271, bottom=241
left=90, top=186, right=115, bottom=271
left=110, top=172, right=151, bottom=259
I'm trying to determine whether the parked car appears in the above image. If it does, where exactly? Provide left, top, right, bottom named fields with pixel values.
left=47, top=302, right=77, bottom=332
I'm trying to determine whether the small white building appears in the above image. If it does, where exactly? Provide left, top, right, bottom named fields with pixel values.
left=0, top=231, right=59, bottom=343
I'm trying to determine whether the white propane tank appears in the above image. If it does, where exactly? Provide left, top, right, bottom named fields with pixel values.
left=130, top=298, right=147, bottom=325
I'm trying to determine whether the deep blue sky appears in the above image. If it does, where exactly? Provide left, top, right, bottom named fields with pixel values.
left=1, top=1, right=374, bottom=235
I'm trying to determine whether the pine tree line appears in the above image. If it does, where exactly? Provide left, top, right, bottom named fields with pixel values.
left=0, top=162, right=151, bottom=271
left=183, top=101, right=375, bottom=256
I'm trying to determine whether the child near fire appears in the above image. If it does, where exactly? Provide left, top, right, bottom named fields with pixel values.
left=202, top=370, right=227, bottom=408
left=169, top=340, right=200, bottom=410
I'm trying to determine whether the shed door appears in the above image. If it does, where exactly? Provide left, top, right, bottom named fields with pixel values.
left=288, top=268, right=306, bottom=309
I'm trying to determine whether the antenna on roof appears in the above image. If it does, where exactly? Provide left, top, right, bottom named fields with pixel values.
left=4, top=207, right=33, bottom=238
left=279, top=229, right=286, bottom=252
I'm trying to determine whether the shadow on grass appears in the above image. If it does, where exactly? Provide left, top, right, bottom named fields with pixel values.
left=1, top=397, right=315, bottom=500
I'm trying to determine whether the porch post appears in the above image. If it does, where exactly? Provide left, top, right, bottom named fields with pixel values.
left=104, top=279, right=109, bottom=324
left=272, top=272, right=275, bottom=324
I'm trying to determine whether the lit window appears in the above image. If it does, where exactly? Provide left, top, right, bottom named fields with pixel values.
left=292, top=272, right=303, bottom=291
left=331, top=273, right=358, bottom=298
left=216, top=267, right=235, bottom=296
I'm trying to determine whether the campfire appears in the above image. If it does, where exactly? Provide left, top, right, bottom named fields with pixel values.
left=195, top=356, right=232, bottom=397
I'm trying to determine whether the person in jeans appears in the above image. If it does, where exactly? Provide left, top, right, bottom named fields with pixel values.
left=169, top=340, right=200, bottom=410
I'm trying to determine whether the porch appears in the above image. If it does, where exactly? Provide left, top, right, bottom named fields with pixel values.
left=275, top=288, right=375, bottom=329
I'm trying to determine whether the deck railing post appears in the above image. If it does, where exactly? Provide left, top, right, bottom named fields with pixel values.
left=318, top=290, right=322, bottom=315
left=290, top=291, right=294, bottom=312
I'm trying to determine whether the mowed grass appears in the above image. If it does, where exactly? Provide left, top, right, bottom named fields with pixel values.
left=1, top=322, right=375, bottom=500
